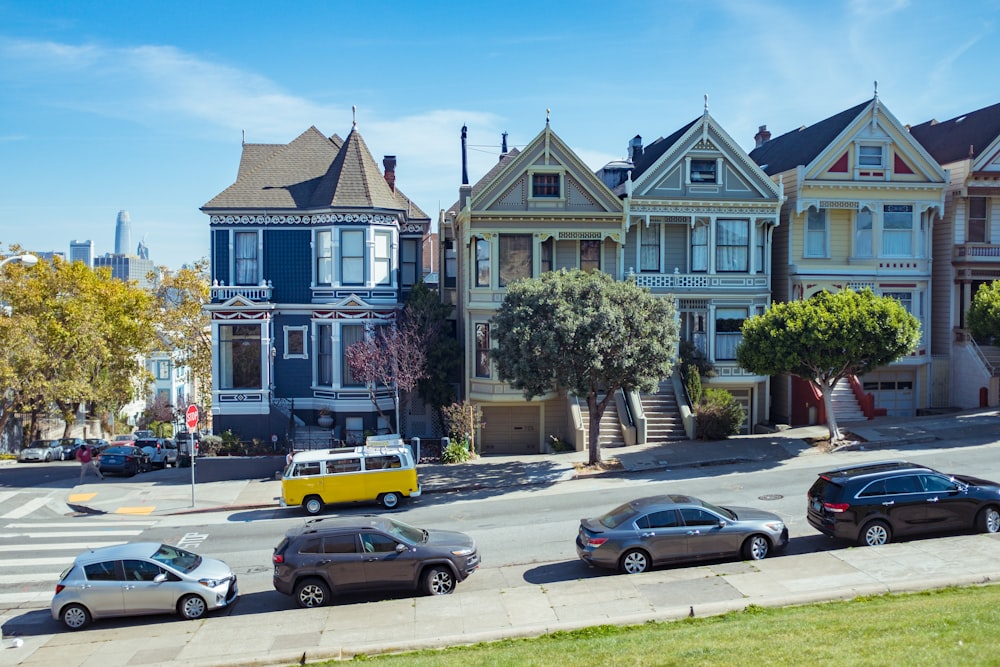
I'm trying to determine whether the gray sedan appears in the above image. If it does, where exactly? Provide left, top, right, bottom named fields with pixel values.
left=576, top=494, right=788, bottom=574
left=51, top=542, right=238, bottom=630
left=17, top=439, right=61, bottom=462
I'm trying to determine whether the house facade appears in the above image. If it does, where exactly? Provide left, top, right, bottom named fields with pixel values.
left=441, top=120, right=625, bottom=454
left=614, top=106, right=784, bottom=433
left=750, top=94, right=948, bottom=423
left=910, top=102, right=1000, bottom=408
left=201, top=123, right=430, bottom=444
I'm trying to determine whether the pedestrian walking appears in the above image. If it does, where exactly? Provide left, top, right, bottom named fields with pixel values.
left=76, top=444, right=104, bottom=482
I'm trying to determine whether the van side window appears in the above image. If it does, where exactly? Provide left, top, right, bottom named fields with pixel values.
left=365, top=455, right=402, bottom=470
left=326, top=458, right=361, bottom=474
left=294, top=462, right=321, bottom=477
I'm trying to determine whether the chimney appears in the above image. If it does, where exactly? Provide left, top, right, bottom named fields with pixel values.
left=500, top=131, right=508, bottom=161
left=383, top=155, right=397, bottom=191
left=754, top=125, right=771, bottom=148
left=461, top=125, right=469, bottom=186
left=628, top=135, right=643, bottom=163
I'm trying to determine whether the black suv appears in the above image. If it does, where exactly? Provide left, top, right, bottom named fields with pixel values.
left=272, top=515, right=480, bottom=607
left=807, top=460, right=1000, bottom=546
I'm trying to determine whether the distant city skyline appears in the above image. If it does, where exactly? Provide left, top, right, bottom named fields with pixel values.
left=2, top=1, right=999, bottom=269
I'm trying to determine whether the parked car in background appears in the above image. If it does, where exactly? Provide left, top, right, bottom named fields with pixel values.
left=110, top=434, right=136, bottom=447
left=51, top=542, right=238, bottom=630
left=807, top=460, right=1000, bottom=546
left=97, top=446, right=151, bottom=477
left=137, top=437, right=177, bottom=469
left=84, top=438, right=110, bottom=455
left=133, top=430, right=154, bottom=439
left=272, top=515, right=480, bottom=607
left=55, top=438, right=87, bottom=460
left=576, top=495, right=789, bottom=574
left=18, top=440, right=62, bottom=463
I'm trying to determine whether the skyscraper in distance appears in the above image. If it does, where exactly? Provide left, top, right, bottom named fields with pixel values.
left=69, top=240, right=94, bottom=267
left=115, top=210, right=132, bottom=255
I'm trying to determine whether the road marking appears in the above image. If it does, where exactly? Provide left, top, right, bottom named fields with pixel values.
left=0, top=572, right=59, bottom=584
left=0, top=530, right=143, bottom=539
left=0, top=591, right=50, bottom=605
left=2, top=497, right=49, bottom=520
left=114, top=506, right=156, bottom=515
left=0, top=556, right=74, bottom=567
left=67, top=492, right=97, bottom=502
left=0, top=541, right=127, bottom=552
left=0, top=492, right=15, bottom=505
left=4, top=521, right=156, bottom=528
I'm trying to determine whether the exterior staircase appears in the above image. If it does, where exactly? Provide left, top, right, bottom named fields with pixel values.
left=831, top=378, right=866, bottom=423
left=640, top=381, right=687, bottom=442
left=581, top=393, right=627, bottom=448
left=977, top=344, right=1000, bottom=374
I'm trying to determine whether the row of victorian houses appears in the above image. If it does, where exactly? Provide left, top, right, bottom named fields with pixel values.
left=200, top=94, right=1000, bottom=455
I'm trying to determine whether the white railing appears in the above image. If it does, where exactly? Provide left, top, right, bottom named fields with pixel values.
left=632, top=273, right=768, bottom=290
left=211, top=281, right=273, bottom=302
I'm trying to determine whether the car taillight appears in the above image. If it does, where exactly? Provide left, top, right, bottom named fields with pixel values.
left=272, top=554, right=284, bottom=564
left=823, top=502, right=850, bottom=513
left=55, top=584, right=65, bottom=594
left=586, top=537, right=608, bottom=547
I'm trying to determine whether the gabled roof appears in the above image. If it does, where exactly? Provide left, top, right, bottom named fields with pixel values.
left=749, top=99, right=871, bottom=175
left=629, top=118, right=699, bottom=180
left=909, top=102, right=1000, bottom=165
left=202, top=126, right=424, bottom=217
left=445, top=149, right=521, bottom=217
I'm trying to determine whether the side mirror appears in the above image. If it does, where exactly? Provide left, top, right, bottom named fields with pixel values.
left=396, top=543, right=408, bottom=553
left=153, top=573, right=167, bottom=584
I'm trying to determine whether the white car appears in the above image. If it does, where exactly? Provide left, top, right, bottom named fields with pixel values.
left=18, top=440, right=62, bottom=462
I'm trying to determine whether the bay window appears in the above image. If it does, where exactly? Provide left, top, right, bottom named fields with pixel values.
left=374, top=230, right=392, bottom=285
left=475, top=323, right=490, bottom=378
left=499, top=235, right=532, bottom=286
left=219, top=324, right=261, bottom=389
left=969, top=197, right=988, bottom=243
left=316, top=231, right=333, bottom=285
left=805, top=208, right=827, bottom=257
left=235, top=231, right=258, bottom=285
left=317, top=324, right=332, bottom=386
left=640, top=224, right=659, bottom=272
left=855, top=210, right=873, bottom=257
left=475, top=238, right=490, bottom=287
left=341, top=324, right=365, bottom=386
left=580, top=240, right=601, bottom=272
left=883, top=205, right=913, bottom=256
left=691, top=223, right=708, bottom=272
left=716, top=219, right=748, bottom=272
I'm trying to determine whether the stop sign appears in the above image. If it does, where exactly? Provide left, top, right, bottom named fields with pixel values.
left=185, top=405, right=199, bottom=430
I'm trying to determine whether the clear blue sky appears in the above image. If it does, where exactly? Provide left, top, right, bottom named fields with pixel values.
left=2, top=0, right=998, bottom=269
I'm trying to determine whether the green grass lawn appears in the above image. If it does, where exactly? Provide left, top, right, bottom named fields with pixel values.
left=321, top=585, right=1000, bottom=666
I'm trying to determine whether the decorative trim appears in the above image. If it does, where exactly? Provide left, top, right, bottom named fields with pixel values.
left=210, top=213, right=401, bottom=226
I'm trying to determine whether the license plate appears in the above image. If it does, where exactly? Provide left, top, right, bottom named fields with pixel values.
left=811, top=500, right=821, bottom=512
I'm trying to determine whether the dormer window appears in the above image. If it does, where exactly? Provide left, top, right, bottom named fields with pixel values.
left=531, top=172, right=561, bottom=198
left=690, top=159, right=717, bottom=183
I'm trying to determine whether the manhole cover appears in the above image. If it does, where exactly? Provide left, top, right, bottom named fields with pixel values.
left=758, top=494, right=783, bottom=501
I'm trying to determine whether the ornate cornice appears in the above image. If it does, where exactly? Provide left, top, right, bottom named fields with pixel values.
left=210, top=213, right=401, bottom=226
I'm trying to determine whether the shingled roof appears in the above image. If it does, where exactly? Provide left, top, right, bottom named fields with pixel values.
left=444, top=148, right=521, bottom=217
left=749, top=99, right=871, bottom=175
left=909, top=101, right=1000, bottom=165
left=629, top=118, right=699, bottom=180
left=202, top=125, right=424, bottom=217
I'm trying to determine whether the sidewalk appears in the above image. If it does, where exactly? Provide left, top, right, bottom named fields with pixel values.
left=3, top=409, right=1000, bottom=667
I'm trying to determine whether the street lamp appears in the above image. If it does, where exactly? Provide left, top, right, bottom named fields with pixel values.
left=0, top=254, right=38, bottom=270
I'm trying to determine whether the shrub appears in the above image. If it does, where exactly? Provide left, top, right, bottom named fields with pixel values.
left=695, top=388, right=745, bottom=440
left=199, top=434, right=222, bottom=455
left=683, top=363, right=704, bottom=405
left=548, top=435, right=574, bottom=453
left=440, top=438, right=472, bottom=464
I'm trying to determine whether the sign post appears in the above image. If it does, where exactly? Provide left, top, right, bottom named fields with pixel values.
left=185, top=405, right=199, bottom=506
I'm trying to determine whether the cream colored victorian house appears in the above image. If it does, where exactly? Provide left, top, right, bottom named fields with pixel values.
left=750, top=94, right=948, bottom=424
left=441, top=120, right=624, bottom=454
left=612, top=105, right=784, bottom=433
left=910, top=102, right=1000, bottom=408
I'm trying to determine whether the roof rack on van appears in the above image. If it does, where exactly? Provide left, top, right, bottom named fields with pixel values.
left=365, top=434, right=404, bottom=448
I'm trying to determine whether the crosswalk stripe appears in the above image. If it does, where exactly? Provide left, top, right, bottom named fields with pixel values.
left=0, top=572, right=59, bottom=585
left=0, top=541, right=126, bottom=552
left=2, top=497, right=53, bottom=519
left=0, top=530, right=144, bottom=539
left=0, top=556, right=74, bottom=567
left=4, top=521, right=156, bottom=528
left=0, top=591, right=50, bottom=605
left=0, top=491, right=15, bottom=505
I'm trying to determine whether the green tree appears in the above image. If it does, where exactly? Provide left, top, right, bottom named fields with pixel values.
left=736, top=289, right=920, bottom=443
left=491, top=269, right=678, bottom=465
left=151, top=260, right=212, bottom=413
left=967, top=281, right=1000, bottom=344
left=404, top=281, right=462, bottom=421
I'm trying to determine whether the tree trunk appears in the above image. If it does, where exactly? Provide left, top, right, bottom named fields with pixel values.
left=817, top=380, right=842, bottom=442
left=586, top=392, right=604, bottom=466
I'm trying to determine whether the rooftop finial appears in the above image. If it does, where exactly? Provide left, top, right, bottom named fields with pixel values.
left=352, top=104, right=357, bottom=129
left=704, top=93, right=709, bottom=113
left=874, top=80, right=878, bottom=98
left=546, top=108, right=551, bottom=125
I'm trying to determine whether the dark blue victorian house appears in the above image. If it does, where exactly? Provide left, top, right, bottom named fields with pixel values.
left=201, top=121, right=430, bottom=444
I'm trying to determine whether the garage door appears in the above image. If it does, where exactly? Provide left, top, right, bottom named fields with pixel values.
left=861, top=370, right=915, bottom=417
left=480, top=406, right=540, bottom=454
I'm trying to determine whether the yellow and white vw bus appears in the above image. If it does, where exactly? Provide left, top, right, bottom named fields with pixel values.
left=280, top=436, right=420, bottom=515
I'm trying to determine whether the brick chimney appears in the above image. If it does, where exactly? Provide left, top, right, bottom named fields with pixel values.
left=754, top=125, right=771, bottom=148
left=383, top=155, right=397, bottom=191
left=628, top=135, right=643, bottom=163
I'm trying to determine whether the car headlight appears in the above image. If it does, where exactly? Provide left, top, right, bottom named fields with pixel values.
left=451, top=548, right=474, bottom=556
left=199, top=577, right=226, bottom=588
left=764, top=522, right=784, bottom=532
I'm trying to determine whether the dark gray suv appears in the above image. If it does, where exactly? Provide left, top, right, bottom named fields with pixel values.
left=272, top=515, right=479, bottom=607
left=807, top=460, right=1000, bottom=546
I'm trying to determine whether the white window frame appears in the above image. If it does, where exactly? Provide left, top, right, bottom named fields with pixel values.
left=374, top=230, right=393, bottom=286
left=341, top=229, right=365, bottom=286
left=855, top=209, right=873, bottom=258
left=528, top=169, right=565, bottom=202
left=715, top=219, right=749, bottom=272
left=234, top=230, right=259, bottom=286
left=805, top=208, right=829, bottom=258
left=882, top=205, right=914, bottom=257
left=640, top=224, right=660, bottom=272
left=689, top=158, right=718, bottom=184
left=691, top=223, right=709, bottom=272
left=316, top=230, right=333, bottom=285
left=284, top=325, right=309, bottom=360
left=580, top=239, right=601, bottom=272
left=969, top=196, right=989, bottom=243
left=858, top=144, right=884, bottom=168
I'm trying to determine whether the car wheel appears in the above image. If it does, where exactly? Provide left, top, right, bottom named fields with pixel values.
left=742, top=534, right=770, bottom=561
left=422, top=566, right=456, bottom=595
left=178, top=594, right=207, bottom=620
left=61, top=603, right=92, bottom=630
left=379, top=492, right=401, bottom=509
left=859, top=520, right=891, bottom=546
left=44, top=453, right=51, bottom=462
left=619, top=549, right=650, bottom=574
left=126, top=462, right=137, bottom=477
left=294, top=578, right=330, bottom=608
left=303, top=496, right=324, bottom=516
left=976, top=506, right=1000, bottom=534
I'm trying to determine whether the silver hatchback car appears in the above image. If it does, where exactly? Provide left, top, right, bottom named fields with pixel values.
left=51, top=542, right=238, bottom=630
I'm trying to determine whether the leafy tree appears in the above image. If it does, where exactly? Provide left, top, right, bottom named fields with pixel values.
left=491, top=269, right=678, bottom=465
left=967, top=281, right=1000, bottom=344
left=737, top=289, right=920, bottom=443
left=405, top=282, right=462, bottom=417
left=150, top=260, right=212, bottom=412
